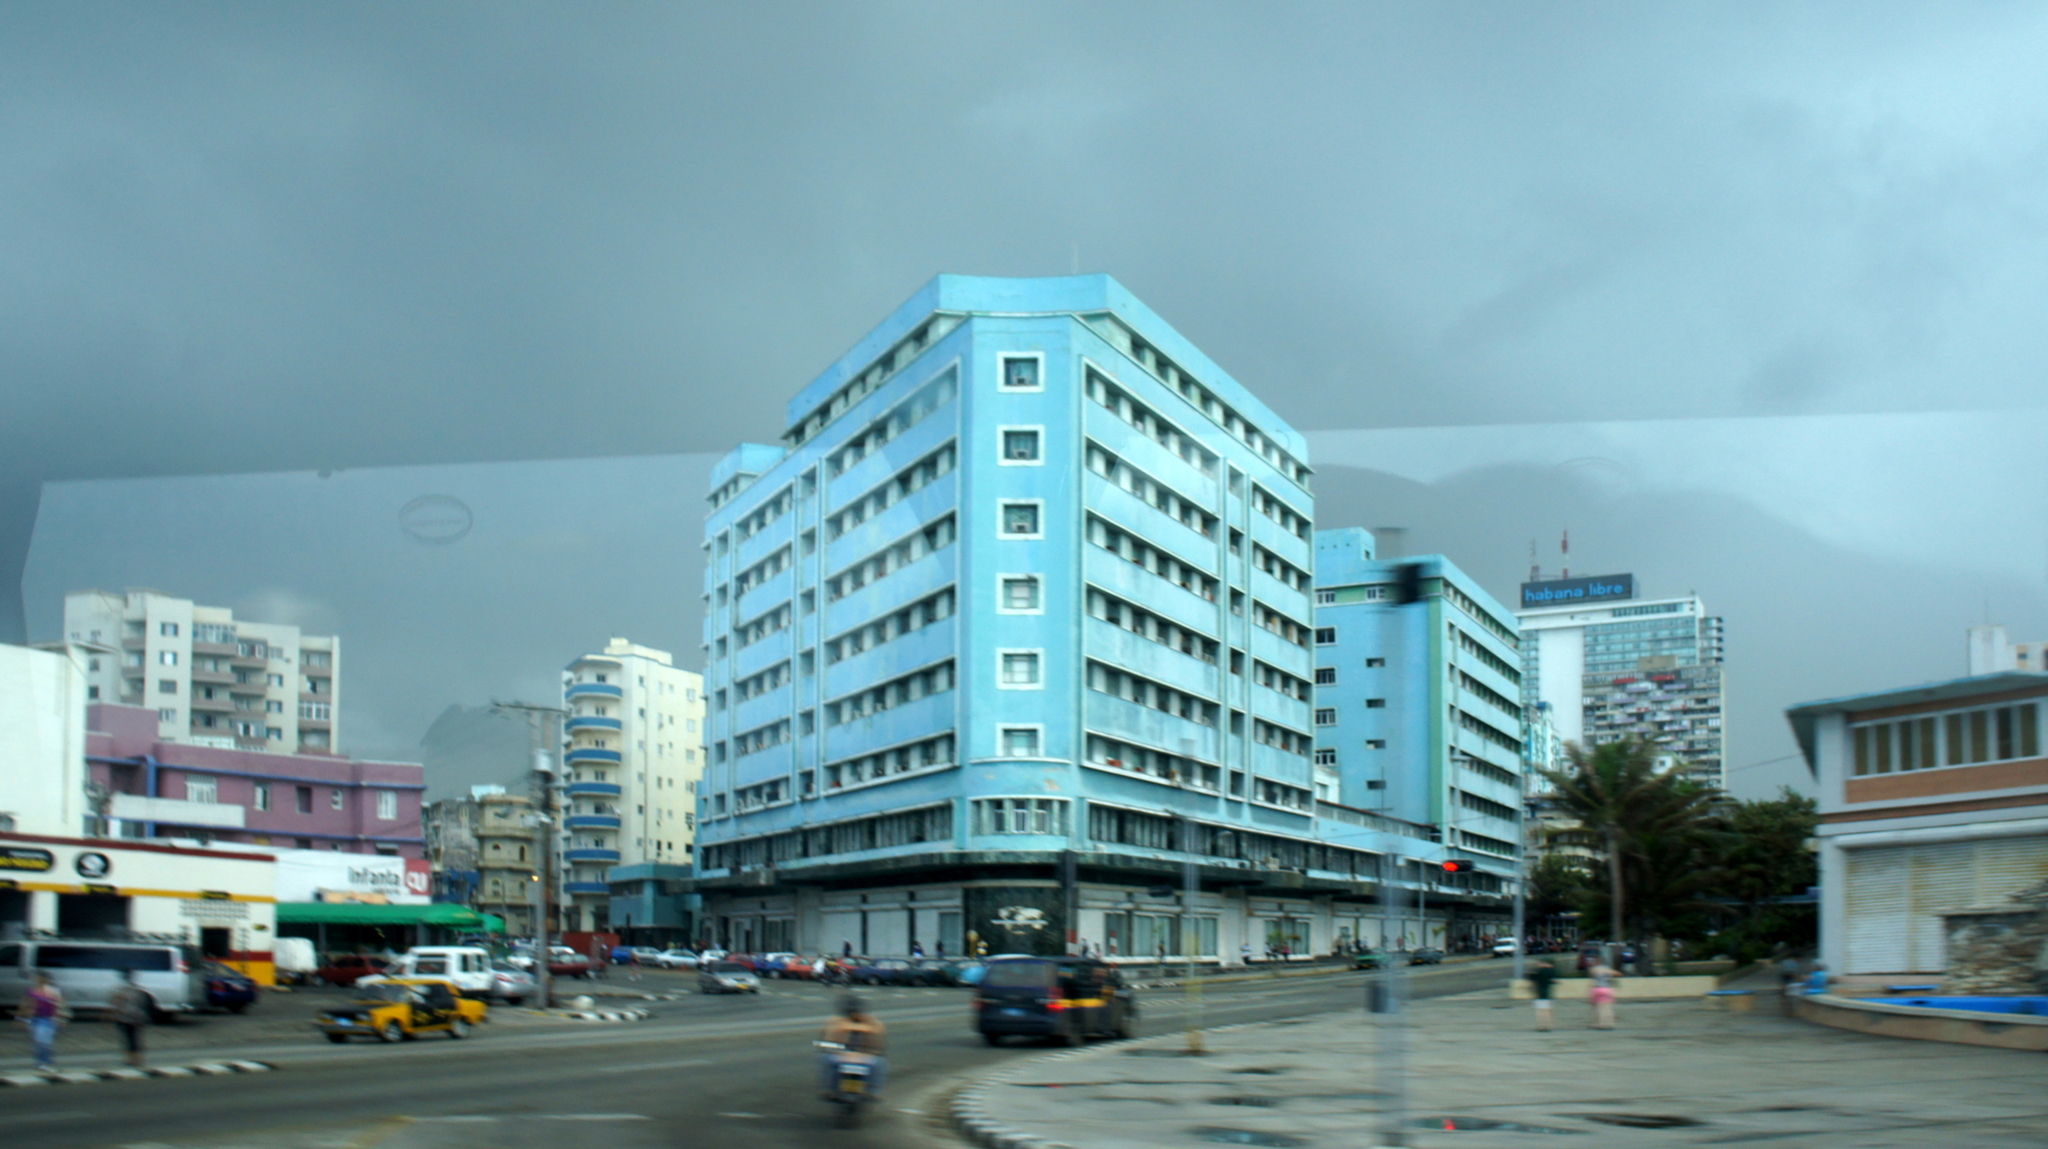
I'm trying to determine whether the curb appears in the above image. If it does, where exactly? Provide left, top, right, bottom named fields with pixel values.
left=548, top=1007, right=653, bottom=1022
left=0, top=1059, right=273, bottom=1087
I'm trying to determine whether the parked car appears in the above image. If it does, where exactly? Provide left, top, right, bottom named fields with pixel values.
left=949, top=960, right=988, bottom=986
left=698, top=961, right=761, bottom=994
left=315, top=978, right=486, bottom=1043
left=312, top=953, right=391, bottom=988
left=200, top=961, right=259, bottom=1013
left=852, top=958, right=919, bottom=986
left=1353, top=950, right=1390, bottom=970
left=974, top=957, right=1133, bottom=1046
left=910, top=958, right=959, bottom=986
left=653, top=949, right=699, bottom=970
left=361, top=947, right=499, bottom=999
left=777, top=955, right=818, bottom=980
left=0, top=940, right=199, bottom=1020
left=756, top=952, right=799, bottom=978
left=1407, top=948, right=1445, bottom=966
left=697, top=948, right=728, bottom=963
left=1490, top=939, right=1520, bottom=958
left=488, top=962, right=537, bottom=1005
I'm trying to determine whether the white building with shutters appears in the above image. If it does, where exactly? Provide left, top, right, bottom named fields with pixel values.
left=1789, top=672, right=2048, bottom=981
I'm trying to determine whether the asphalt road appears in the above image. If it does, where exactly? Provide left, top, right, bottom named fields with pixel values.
left=0, top=960, right=1511, bottom=1149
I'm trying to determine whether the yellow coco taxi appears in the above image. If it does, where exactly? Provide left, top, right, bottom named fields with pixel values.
left=315, top=977, right=487, bottom=1043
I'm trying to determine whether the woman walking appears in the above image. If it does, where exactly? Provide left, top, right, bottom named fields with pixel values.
left=1588, top=958, right=1619, bottom=1030
left=17, top=971, right=67, bottom=1070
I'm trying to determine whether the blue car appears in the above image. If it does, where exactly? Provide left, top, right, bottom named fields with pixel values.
left=201, top=961, right=258, bottom=1013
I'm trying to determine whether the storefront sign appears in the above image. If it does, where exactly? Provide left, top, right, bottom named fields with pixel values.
left=74, top=852, right=112, bottom=879
left=0, top=847, right=55, bottom=872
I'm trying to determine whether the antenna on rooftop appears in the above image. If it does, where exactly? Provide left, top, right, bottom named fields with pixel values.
left=1528, top=540, right=1540, bottom=582
left=1560, top=528, right=1570, bottom=579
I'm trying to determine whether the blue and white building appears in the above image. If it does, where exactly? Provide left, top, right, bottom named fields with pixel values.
left=1310, top=531, right=1522, bottom=947
left=691, top=274, right=1459, bottom=961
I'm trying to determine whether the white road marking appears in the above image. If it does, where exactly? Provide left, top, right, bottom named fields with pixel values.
left=718, top=1111, right=765, bottom=1118
left=602, top=1056, right=714, bottom=1072
left=541, top=1113, right=653, bottom=1121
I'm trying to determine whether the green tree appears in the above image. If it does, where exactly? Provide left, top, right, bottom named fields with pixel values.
left=1526, top=852, right=1593, bottom=921
left=1542, top=738, right=1724, bottom=941
left=1720, top=788, right=1819, bottom=908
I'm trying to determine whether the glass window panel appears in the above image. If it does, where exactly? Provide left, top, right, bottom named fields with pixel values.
left=2021, top=705, right=2040, bottom=759
left=1946, top=714, right=1965, bottom=765
left=1970, top=710, right=1990, bottom=763
left=1874, top=724, right=1892, bottom=773
left=1853, top=726, right=1870, bottom=776
left=1897, top=722, right=1916, bottom=772
left=1918, top=718, right=1938, bottom=770
left=1997, top=707, right=2015, bottom=761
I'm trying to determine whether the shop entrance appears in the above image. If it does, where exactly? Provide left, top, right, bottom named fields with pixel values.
left=200, top=927, right=232, bottom=958
left=57, top=893, right=129, bottom=935
left=0, top=889, right=28, bottom=939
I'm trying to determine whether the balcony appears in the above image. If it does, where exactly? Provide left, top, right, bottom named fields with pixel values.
left=565, top=747, right=622, bottom=765
left=565, top=848, right=621, bottom=864
left=565, top=781, right=622, bottom=798
left=563, top=881, right=609, bottom=896
left=565, top=716, right=622, bottom=733
left=189, top=695, right=234, bottom=713
left=565, top=682, right=623, bottom=700
left=564, top=814, right=622, bottom=830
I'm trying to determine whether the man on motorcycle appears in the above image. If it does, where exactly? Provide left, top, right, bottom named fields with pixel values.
left=819, top=994, right=888, bottom=1099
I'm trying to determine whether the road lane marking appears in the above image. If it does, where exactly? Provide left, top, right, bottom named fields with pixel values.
left=719, top=1111, right=765, bottom=1118
left=541, top=1113, right=653, bottom=1120
left=601, top=1057, right=714, bottom=1072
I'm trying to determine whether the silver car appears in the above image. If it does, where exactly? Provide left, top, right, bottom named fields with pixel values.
left=698, top=961, right=760, bottom=994
left=489, top=962, right=537, bottom=1004
left=0, top=941, right=200, bottom=1019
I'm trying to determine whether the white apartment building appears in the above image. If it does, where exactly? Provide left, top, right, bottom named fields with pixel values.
left=558, top=638, right=704, bottom=932
left=63, top=590, right=341, bottom=755
left=1516, top=576, right=1726, bottom=788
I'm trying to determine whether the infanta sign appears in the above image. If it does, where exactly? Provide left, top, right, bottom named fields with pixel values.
left=1520, top=573, right=1635, bottom=607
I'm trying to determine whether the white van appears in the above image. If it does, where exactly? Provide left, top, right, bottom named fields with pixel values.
left=0, top=940, right=200, bottom=1019
left=273, top=937, right=317, bottom=984
left=362, top=946, right=499, bottom=999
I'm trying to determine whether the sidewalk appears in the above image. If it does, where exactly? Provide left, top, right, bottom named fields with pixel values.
left=953, top=990, right=2048, bottom=1148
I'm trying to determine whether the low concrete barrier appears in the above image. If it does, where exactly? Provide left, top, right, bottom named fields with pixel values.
left=1795, top=993, right=2048, bottom=1051
left=1510, top=974, right=1721, bottom=1000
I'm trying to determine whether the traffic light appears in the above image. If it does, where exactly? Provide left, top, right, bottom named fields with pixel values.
left=1440, top=859, right=1478, bottom=875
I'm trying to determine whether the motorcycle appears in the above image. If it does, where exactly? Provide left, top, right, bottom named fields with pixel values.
left=816, top=1040, right=875, bottom=1126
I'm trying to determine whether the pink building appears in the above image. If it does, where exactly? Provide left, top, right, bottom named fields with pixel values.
left=86, top=704, right=425, bottom=857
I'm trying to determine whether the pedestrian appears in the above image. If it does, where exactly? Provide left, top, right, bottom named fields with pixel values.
left=1589, top=959, right=1619, bottom=1030
left=109, top=970, right=151, bottom=1067
left=1526, top=958, right=1559, bottom=1031
left=1240, top=942, right=1253, bottom=966
left=910, top=941, right=923, bottom=958
left=1155, top=940, right=1166, bottom=965
left=1804, top=962, right=1832, bottom=996
left=935, top=941, right=946, bottom=960
left=842, top=939, right=854, bottom=959
left=17, top=971, right=67, bottom=1070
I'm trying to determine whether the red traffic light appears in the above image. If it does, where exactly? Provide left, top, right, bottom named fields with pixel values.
left=1440, top=859, right=1478, bottom=874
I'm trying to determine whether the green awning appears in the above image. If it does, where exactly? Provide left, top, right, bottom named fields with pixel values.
left=276, top=902, right=494, bottom=929
left=480, top=913, right=506, bottom=934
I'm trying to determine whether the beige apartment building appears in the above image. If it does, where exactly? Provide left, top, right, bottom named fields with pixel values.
left=63, top=590, right=341, bottom=755
left=558, top=638, right=704, bottom=932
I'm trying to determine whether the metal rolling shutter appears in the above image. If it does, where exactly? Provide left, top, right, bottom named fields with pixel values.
left=1845, top=835, right=2048, bottom=975
left=1843, top=848, right=1907, bottom=974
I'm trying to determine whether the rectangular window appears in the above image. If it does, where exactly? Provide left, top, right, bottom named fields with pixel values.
left=159, top=651, right=178, bottom=665
left=267, top=673, right=284, bottom=687
left=1365, top=657, right=1386, bottom=668
left=1001, top=356, right=1040, bottom=390
left=266, top=700, right=282, bottom=713
left=1366, top=739, right=1387, bottom=749
left=1314, top=708, right=1337, bottom=726
left=976, top=797, right=1067, bottom=835
left=296, top=786, right=313, bottom=813
left=158, top=679, right=177, bottom=694
left=160, top=622, right=179, bottom=637
left=1314, top=627, right=1337, bottom=646
left=999, top=651, right=1042, bottom=688
left=1000, top=575, right=1042, bottom=612
left=157, top=707, right=177, bottom=722
left=185, top=775, right=218, bottom=804
left=376, top=790, right=397, bottom=820
left=266, top=726, right=283, bottom=740
left=1000, top=726, right=1042, bottom=758
left=1313, top=748, right=1338, bottom=766
left=1366, top=698, right=1387, bottom=709
left=330, top=789, right=345, bottom=811
left=1314, top=589, right=1336, bottom=605
left=1314, top=667, right=1337, bottom=685
left=1001, top=501, right=1041, bottom=536
left=253, top=783, right=271, bottom=811
left=1001, top=428, right=1041, bottom=462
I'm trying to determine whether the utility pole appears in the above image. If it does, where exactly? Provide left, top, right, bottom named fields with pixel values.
left=1183, top=859, right=1203, bottom=1054
left=494, top=700, right=566, bottom=1008
left=1374, top=562, right=1426, bottom=1148
left=1511, top=768, right=1528, bottom=984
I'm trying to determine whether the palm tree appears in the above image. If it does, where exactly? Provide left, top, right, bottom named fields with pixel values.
left=1542, top=738, right=1722, bottom=944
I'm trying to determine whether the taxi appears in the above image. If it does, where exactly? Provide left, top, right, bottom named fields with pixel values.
left=315, top=977, right=487, bottom=1043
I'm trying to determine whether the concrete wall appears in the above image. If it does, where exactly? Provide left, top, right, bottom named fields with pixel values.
left=0, top=643, right=90, bottom=836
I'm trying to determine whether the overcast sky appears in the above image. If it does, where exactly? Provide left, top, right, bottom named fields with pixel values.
left=9, top=4, right=2048, bottom=796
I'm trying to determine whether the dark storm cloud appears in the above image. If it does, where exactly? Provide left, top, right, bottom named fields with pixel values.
left=8, top=3, right=2048, bottom=761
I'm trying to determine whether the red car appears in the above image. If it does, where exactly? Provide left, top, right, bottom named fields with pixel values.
left=313, top=954, right=390, bottom=987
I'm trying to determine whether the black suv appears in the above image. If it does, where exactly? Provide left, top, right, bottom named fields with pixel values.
left=974, top=956, right=1135, bottom=1046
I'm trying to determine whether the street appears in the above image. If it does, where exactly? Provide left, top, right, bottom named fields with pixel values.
left=0, top=962, right=1509, bottom=1149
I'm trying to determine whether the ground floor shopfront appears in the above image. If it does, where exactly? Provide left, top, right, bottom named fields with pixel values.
left=694, top=854, right=1511, bottom=962
left=0, top=831, right=279, bottom=981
